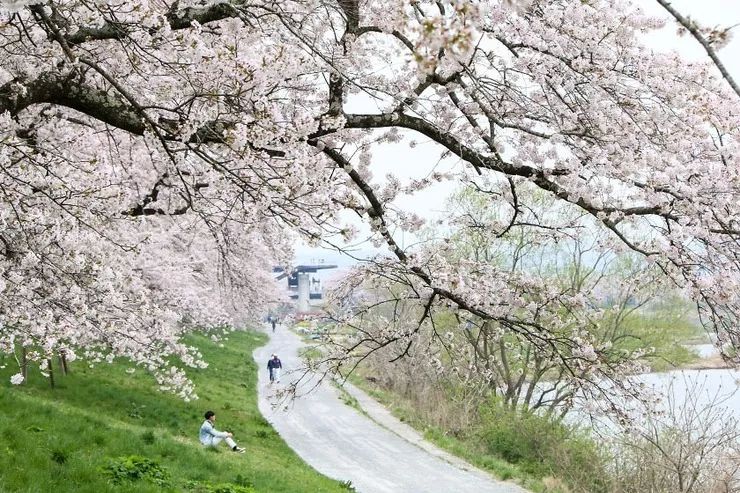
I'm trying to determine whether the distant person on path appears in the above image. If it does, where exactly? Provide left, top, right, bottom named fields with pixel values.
left=267, top=353, right=282, bottom=384
left=199, top=411, right=245, bottom=453
left=271, top=317, right=277, bottom=332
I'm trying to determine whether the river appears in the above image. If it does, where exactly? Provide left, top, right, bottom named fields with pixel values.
left=571, top=344, right=740, bottom=434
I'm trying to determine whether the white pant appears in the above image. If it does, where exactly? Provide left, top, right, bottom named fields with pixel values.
left=208, top=436, right=237, bottom=449
left=270, top=368, right=281, bottom=382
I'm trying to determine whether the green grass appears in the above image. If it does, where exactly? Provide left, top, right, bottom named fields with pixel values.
left=420, top=426, right=529, bottom=486
left=332, top=382, right=363, bottom=415
left=0, top=330, right=346, bottom=493
left=297, top=346, right=322, bottom=361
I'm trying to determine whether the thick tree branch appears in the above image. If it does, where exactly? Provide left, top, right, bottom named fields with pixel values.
left=66, top=1, right=242, bottom=45
left=0, top=74, right=229, bottom=143
left=1, top=73, right=145, bottom=134
left=337, top=0, right=359, bottom=33
left=342, top=111, right=671, bottom=218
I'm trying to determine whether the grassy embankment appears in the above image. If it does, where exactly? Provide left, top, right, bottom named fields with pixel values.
left=611, top=306, right=705, bottom=372
left=0, top=330, right=348, bottom=493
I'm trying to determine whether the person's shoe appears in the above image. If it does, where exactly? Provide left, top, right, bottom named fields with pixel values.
left=234, top=447, right=246, bottom=454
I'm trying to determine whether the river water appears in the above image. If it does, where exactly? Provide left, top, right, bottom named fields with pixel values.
left=691, top=343, right=721, bottom=359
left=638, top=368, right=740, bottom=416
left=636, top=344, right=740, bottom=420
left=568, top=344, right=740, bottom=434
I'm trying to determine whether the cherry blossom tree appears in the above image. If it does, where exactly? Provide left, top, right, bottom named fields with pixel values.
left=0, top=0, right=738, bottom=402
left=324, top=186, right=704, bottom=422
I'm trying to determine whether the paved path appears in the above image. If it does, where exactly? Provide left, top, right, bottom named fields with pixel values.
left=253, top=326, right=528, bottom=493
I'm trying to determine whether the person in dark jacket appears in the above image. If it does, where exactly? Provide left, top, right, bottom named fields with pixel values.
left=271, top=318, right=277, bottom=333
left=267, top=354, right=282, bottom=384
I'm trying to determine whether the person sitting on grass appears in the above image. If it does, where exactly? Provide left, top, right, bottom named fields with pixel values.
left=199, top=410, right=245, bottom=453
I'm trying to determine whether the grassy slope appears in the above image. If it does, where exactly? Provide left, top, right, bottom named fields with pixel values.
left=0, top=330, right=345, bottom=493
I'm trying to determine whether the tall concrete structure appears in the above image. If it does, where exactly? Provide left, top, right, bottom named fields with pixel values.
left=297, top=271, right=311, bottom=312
left=274, top=263, right=338, bottom=312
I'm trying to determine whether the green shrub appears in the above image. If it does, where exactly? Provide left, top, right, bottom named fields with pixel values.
left=51, top=449, right=68, bottom=465
left=127, top=402, right=145, bottom=420
left=101, top=455, right=170, bottom=486
left=141, top=430, right=156, bottom=445
left=254, top=429, right=271, bottom=439
left=478, top=399, right=610, bottom=493
left=339, top=479, right=356, bottom=491
left=233, top=474, right=253, bottom=488
left=479, top=402, right=561, bottom=473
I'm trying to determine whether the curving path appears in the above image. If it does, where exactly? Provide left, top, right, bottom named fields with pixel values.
left=253, top=325, right=528, bottom=493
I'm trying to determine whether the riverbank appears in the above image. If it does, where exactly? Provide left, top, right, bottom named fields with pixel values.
left=683, top=354, right=730, bottom=370
left=680, top=342, right=734, bottom=370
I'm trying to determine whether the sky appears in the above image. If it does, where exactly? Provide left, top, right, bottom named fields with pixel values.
left=295, top=0, right=740, bottom=276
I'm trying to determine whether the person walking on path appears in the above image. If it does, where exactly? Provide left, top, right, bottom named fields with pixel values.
left=267, top=353, right=282, bottom=384
left=271, top=317, right=277, bottom=333
left=199, top=411, right=246, bottom=453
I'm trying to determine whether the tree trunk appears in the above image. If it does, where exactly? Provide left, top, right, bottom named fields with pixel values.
left=58, top=351, right=69, bottom=375
left=21, top=347, right=28, bottom=383
left=48, top=358, right=55, bottom=389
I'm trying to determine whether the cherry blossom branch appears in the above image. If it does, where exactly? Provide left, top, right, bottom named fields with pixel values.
left=318, top=144, right=587, bottom=364
left=0, top=75, right=230, bottom=143
left=655, top=0, right=740, bottom=99
left=342, top=111, right=674, bottom=221
left=65, top=2, right=243, bottom=45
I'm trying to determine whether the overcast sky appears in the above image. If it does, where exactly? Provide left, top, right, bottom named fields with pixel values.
left=295, top=0, right=740, bottom=270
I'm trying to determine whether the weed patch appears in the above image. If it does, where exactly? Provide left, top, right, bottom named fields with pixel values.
left=141, top=430, right=156, bottom=445
left=102, top=455, right=170, bottom=486
left=183, top=479, right=256, bottom=493
left=51, top=449, right=68, bottom=465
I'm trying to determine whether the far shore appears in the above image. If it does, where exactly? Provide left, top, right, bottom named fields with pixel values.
left=682, top=354, right=732, bottom=370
